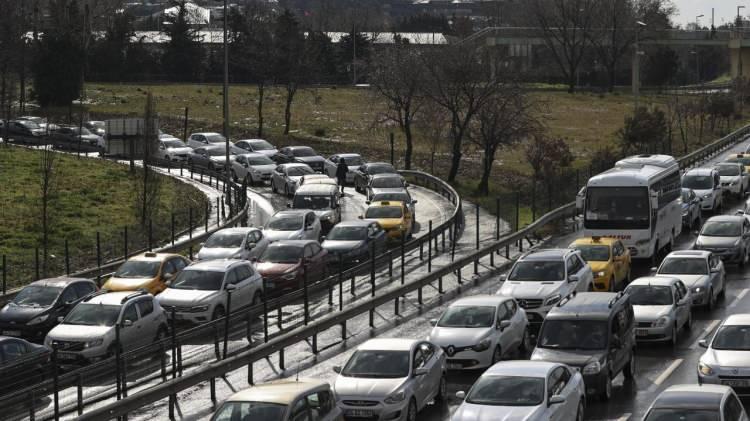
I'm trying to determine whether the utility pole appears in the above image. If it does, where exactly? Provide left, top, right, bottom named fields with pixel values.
left=633, top=21, right=647, bottom=112
left=740, top=6, right=746, bottom=78
left=223, top=0, right=232, bottom=210
left=352, top=24, right=357, bottom=86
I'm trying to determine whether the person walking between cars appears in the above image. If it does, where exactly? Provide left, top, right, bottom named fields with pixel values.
left=336, top=158, right=348, bottom=194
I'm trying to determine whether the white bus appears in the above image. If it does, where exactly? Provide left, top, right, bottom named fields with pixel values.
left=577, top=154, right=682, bottom=261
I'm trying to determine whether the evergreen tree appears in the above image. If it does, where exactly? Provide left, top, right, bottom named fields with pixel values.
left=161, top=0, right=204, bottom=81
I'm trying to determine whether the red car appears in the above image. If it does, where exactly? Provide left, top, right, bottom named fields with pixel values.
left=256, top=240, right=328, bottom=295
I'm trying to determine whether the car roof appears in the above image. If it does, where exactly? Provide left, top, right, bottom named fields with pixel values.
left=685, top=167, right=716, bottom=175
left=238, top=138, right=269, bottom=143
left=280, top=163, right=311, bottom=169
left=335, top=153, right=361, bottom=158
left=287, top=146, right=314, bottom=151
left=371, top=173, right=402, bottom=179
left=358, top=338, right=417, bottom=351
left=451, top=295, right=512, bottom=307
left=333, top=220, right=375, bottom=228
left=664, top=250, right=710, bottom=258
left=237, top=152, right=269, bottom=159
left=269, top=240, right=318, bottom=247
left=202, top=144, right=226, bottom=150
left=84, top=291, right=143, bottom=306
left=723, top=313, right=750, bottom=326
left=129, top=252, right=181, bottom=262
left=273, top=210, right=309, bottom=218
left=653, top=384, right=728, bottom=409
left=187, top=259, right=248, bottom=271
left=365, top=162, right=394, bottom=168
left=520, top=249, right=571, bottom=261
left=296, top=184, right=338, bottom=195
left=546, top=292, right=623, bottom=320
left=212, top=227, right=259, bottom=235
left=28, top=277, right=92, bottom=289
left=193, top=132, right=222, bottom=136
left=629, top=276, right=679, bottom=287
left=369, top=200, right=405, bottom=207
left=705, top=215, right=743, bottom=223
left=571, top=237, right=617, bottom=246
left=484, top=361, right=559, bottom=377
left=226, top=379, right=329, bottom=405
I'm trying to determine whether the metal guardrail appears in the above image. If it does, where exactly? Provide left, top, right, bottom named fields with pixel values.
left=74, top=123, right=750, bottom=421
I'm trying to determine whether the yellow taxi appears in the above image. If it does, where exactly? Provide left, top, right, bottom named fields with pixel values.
left=569, top=236, right=631, bottom=292
left=103, top=252, right=191, bottom=295
left=726, top=153, right=750, bottom=172
left=362, top=200, right=413, bottom=241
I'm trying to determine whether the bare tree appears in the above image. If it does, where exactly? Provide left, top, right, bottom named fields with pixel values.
left=524, top=135, right=573, bottom=217
left=0, top=0, right=25, bottom=119
left=370, top=45, right=425, bottom=170
left=38, top=145, right=59, bottom=277
left=530, top=0, right=597, bottom=93
left=134, top=92, right=161, bottom=225
left=416, top=101, right=450, bottom=175
left=471, top=85, right=540, bottom=195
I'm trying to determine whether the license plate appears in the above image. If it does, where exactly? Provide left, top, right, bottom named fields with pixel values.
left=636, top=329, right=649, bottom=336
left=346, top=409, right=373, bottom=417
left=2, top=330, right=20, bottom=337
left=57, top=352, right=77, bottom=361
left=723, top=379, right=750, bottom=387
left=448, top=363, right=463, bottom=370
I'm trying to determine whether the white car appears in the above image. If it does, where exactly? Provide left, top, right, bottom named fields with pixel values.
left=452, top=361, right=585, bottom=421
left=233, top=138, right=278, bottom=158
left=698, top=313, right=750, bottom=393
left=644, top=384, right=748, bottom=421
left=715, top=162, right=749, bottom=197
left=625, top=276, right=692, bottom=345
left=195, top=227, right=269, bottom=261
left=231, top=153, right=276, bottom=185
left=496, top=249, right=593, bottom=333
left=333, top=338, right=446, bottom=421
left=324, top=153, right=365, bottom=183
left=655, top=250, right=725, bottom=310
left=271, top=163, right=315, bottom=197
left=156, top=260, right=263, bottom=324
left=45, top=290, right=168, bottom=365
left=427, top=295, right=530, bottom=370
left=263, top=210, right=321, bottom=242
left=187, top=132, right=232, bottom=149
left=156, top=138, right=192, bottom=162
left=682, top=167, right=722, bottom=212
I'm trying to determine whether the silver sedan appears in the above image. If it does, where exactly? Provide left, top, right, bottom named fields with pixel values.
left=333, top=338, right=446, bottom=421
left=271, top=163, right=314, bottom=197
left=698, top=313, right=750, bottom=396
left=626, top=276, right=692, bottom=345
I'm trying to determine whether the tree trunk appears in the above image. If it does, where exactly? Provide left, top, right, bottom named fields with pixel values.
left=403, top=120, right=413, bottom=170
left=283, top=82, right=297, bottom=135
left=567, top=73, right=576, bottom=94
left=256, top=83, right=264, bottom=137
left=447, top=136, right=462, bottom=182
left=477, top=144, right=495, bottom=195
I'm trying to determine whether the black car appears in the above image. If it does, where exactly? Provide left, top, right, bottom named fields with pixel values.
left=4, top=120, right=46, bottom=143
left=274, top=146, right=327, bottom=172
left=50, top=126, right=105, bottom=152
left=0, top=278, right=98, bottom=342
left=188, top=145, right=232, bottom=171
left=0, top=336, right=51, bottom=395
left=353, top=162, right=397, bottom=193
left=321, top=220, right=387, bottom=265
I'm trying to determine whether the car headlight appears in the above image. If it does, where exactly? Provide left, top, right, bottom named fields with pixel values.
left=732, top=180, right=739, bottom=186
left=655, top=316, right=670, bottom=327
left=699, top=362, right=715, bottom=376
left=582, top=361, right=601, bottom=374
left=282, top=271, right=298, bottom=280
left=84, top=338, right=104, bottom=349
left=693, top=287, right=703, bottom=293
left=472, top=338, right=492, bottom=352
left=27, top=314, right=49, bottom=325
left=398, top=224, right=405, bottom=231
left=191, top=305, right=209, bottom=312
left=320, top=214, right=330, bottom=221
left=703, top=194, right=711, bottom=199
left=544, top=294, right=562, bottom=306
left=44, top=337, right=53, bottom=347
left=595, top=271, right=606, bottom=278
left=384, top=391, right=406, bottom=404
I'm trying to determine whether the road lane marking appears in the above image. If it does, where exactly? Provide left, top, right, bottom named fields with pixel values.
left=648, top=358, right=683, bottom=392
left=729, top=288, right=749, bottom=308
left=690, top=320, right=720, bottom=349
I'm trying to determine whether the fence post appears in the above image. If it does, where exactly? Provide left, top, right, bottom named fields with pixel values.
left=401, top=235, right=405, bottom=285
left=476, top=203, right=480, bottom=250
left=223, top=288, right=232, bottom=359
left=370, top=243, right=376, bottom=296
left=339, top=259, right=344, bottom=311
left=189, top=208, right=193, bottom=240
left=52, top=343, right=59, bottom=421
left=2, top=255, right=5, bottom=296
left=428, top=220, right=432, bottom=273
left=124, top=226, right=128, bottom=259
left=77, top=374, right=83, bottom=415
left=262, top=283, right=269, bottom=342
left=148, top=220, right=153, bottom=251
left=216, top=197, right=220, bottom=225
left=303, top=261, right=309, bottom=325
left=515, top=193, right=521, bottom=250
left=390, top=132, right=395, bottom=166
left=205, top=201, right=209, bottom=232
left=35, top=247, right=39, bottom=281
left=115, top=324, right=122, bottom=401
left=65, top=240, right=70, bottom=275
left=388, top=250, right=393, bottom=278
left=96, top=232, right=101, bottom=273
left=171, top=213, right=175, bottom=246
left=496, top=197, right=501, bottom=245
left=183, top=107, right=189, bottom=142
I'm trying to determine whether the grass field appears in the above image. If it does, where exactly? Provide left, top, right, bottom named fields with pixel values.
left=0, top=146, right=206, bottom=288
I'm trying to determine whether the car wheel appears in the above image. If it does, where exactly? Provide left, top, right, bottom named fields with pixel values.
left=435, top=375, right=447, bottom=402
left=271, top=179, right=278, bottom=193
left=491, top=345, right=502, bottom=364
left=212, top=306, right=225, bottom=321
left=669, top=324, right=678, bottom=347
left=707, top=287, right=714, bottom=311
left=284, top=184, right=290, bottom=197
left=600, top=373, right=612, bottom=401
left=685, top=311, right=693, bottom=331
left=576, top=399, right=585, bottom=421
left=406, top=398, right=417, bottom=421
left=518, top=328, right=531, bottom=357
left=623, top=353, right=635, bottom=380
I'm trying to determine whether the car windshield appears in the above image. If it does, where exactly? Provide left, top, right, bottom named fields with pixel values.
left=625, top=285, right=673, bottom=306
left=711, top=325, right=750, bottom=350
left=437, top=306, right=495, bottom=328
left=700, top=221, right=741, bottom=237
left=292, top=147, right=316, bottom=157
left=68, top=127, right=92, bottom=135
left=287, top=166, right=314, bottom=177
left=246, top=156, right=274, bottom=165
left=163, top=139, right=186, bottom=148
left=507, top=261, right=564, bottom=282
left=574, top=245, right=610, bottom=262
left=211, top=401, right=287, bottom=421
left=585, top=186, right=649, bottom=230
left=12, top=285, right=62, bottom=307
left=341, top=350, right=410, bottom=378
left=727, top=156, right=750, bottom=166
left=170, top=270, right=224, bottom=291
left=248, top=140, right=274, bottom=151
left=327, top=226, right=368, bottom=241
left=206, top=134, right=226, bottom=143
left=716, top=165, right=740, bottom=176
left=267, top=215, right=303, bottom=231
left=538, top=320, right=608, bottom=350
left=368, top=164, right=395, bottom=175
left=20, top=120, right=40, bottom=129
left=293, top=195, right=332, bottom=210
left=64, top=304, right=120, bottom=326
left=365, top=206, right=402, bottom=219
left=204, top=232, right=245, bottom=248
left=466, top=375, right=545, bottom=406
left=644, top=409, right=719, bottom=421
left=372, top=193, right=409, bottom=203
left=339, top=156, right=363, bottom=166
left=371, top=177, right=403, bottom=188
left=260, top=245, right=303, bottom=263
left=658, top=258, right=708, bottom=275
left=206, top=148, right=226, bottom=157
left=682, top=175, right=714, bottom=190
left=114, top=261, right=161, bottom=278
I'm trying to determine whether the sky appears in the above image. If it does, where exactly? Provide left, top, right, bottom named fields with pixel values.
left=672, top=0, right=747, bottom=28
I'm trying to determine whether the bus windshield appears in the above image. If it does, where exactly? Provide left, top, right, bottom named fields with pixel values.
left=584, top=187, right=649, bottom=230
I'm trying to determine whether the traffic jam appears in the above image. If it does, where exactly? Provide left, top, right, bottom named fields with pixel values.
left=6, top=126, right=750, bottom=420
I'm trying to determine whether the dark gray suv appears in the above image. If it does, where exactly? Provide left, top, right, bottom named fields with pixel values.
left=530, top=291, right=636, bottom=401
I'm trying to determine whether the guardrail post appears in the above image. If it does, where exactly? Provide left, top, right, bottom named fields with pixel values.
left=419, top=241, right=423, bottom=261
left=328, top=276, right=333, bottom=307
left=442, top=228, right=445, bottom=252
left=28, top=390, right=35, bottom=421
left=394, top=296, right=399, bottom=316
left=2, top=255, right=5, bottom=296
left=312, top=332, right=318, bottom=354
left=160, top=344, right=167, bottom=381
left=210, top=377, right=216, bottom=407
left=213, top=323, right=220, bottom=360
left=180, top=163, right=183, bottom=176
left=189, top=245, right=193, bottom=260
left=338, top=259, right=344, bottom=310
left=279, top=348, right=285, bottom=371
left=77, top=373, right=83, bottom=415
left=115, top=324, right=122, bottom=401
left=248, top=355, right=254, bottom=385
left=277, top=305, right=282, bottom=330
left=350, top=274, right=355, bottom=296
left=457, top=269, right=462, bottom=285
left=205, top=201, right=209, bottom=232
left=65, top=239, right=70, bottom=275
left=262, top=289, right=269, bottom=342
left=52, top=343, right=59, bottom=421
left=370, top=243, right=376, bottom=296
left=451, top=219, right=457, bottom=262
left=171, top=213, right=175, bottom=246
left=124, top=226, right=128, bottom=259
left=216, top=197, right=220, bottom=225
left=34, top=247, right=39, bottom=280
left=178, top=340, right=183, bottom=376
left=222, top=195, right=226, bottom=220
left=369, top=307, right=375, bottom=328
left=171, top=310, right=177, bottom=379
left=189, top=208, right=193, bottom=240
left=476, top=203, right=480, bottom=250
left=303, top=260, right=310, bottom=325
left=223, top=289, right=233, bottom=359
left=388, top=250, right=393, bottom=278
left=496, top=197, right=501, bottom=246
left=401, top=236, right=405, bottom=285
left=428, top=220, right=432, bottom=273
left=122, top=354, right=129, bottom=399
left=341, top=320, right=347, bottom=340
left=96, top=232, right=101, bottom=273
left=148, top=220, right=153, bottom=251
left=418, top=281, right=423, bottom=305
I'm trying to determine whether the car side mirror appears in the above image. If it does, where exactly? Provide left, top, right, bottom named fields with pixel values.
left=711, top=267, right=720, bottom=273
left=698, top=339, right=708, bottom=348
left=365, top=200, right=371, bottom=205
left=305, top=225, right=314, bottom=231
left=650, top=266, right=658, bottom=274
left=498, top=274, right=507, bottom=282
left=549, top=395, right=565, bottom=406
left=693, top=230, right=700, bottom=236
left=286, top=203, right=292, bottom=208
left=412, top=200, right=418, bottom=204
left=57, top=316, right=65, bottom=323
left=456, top=391, right=466, bottom=400
left=246, top=242, right=256, bottom=250
left=611, top=337, right=622, bottom=349
left=568, top=274, right=579, bottom=283
left=413, top=367, right=428, bottom=377
left=333, top=366, right=341, bottom=374
left=320, top=236, right=326, bottom=241
left=358, top=215, right=363, bottom=219
left=429, top=318, right=438, bottom=327
left=122, top=320, right=133, bottom=328
left=498, top=320, right=511, bottom=331
left=225, top=283, right=237, bottom=292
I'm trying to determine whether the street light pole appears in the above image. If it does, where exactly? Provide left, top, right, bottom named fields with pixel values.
left=740, top=6, right=746, bottom=78
left=633, top=21, right=647, bottom=112
left=223, top=0, right=232, bottom=211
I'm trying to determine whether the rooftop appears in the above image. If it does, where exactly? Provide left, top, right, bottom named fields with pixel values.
left=485, top=361, right=559, bottom=377
left=358, top=338, right=418, bottom=351
left=451, top=295, right=512, bottom=307
left=226, top=379, right=329, bottom=405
